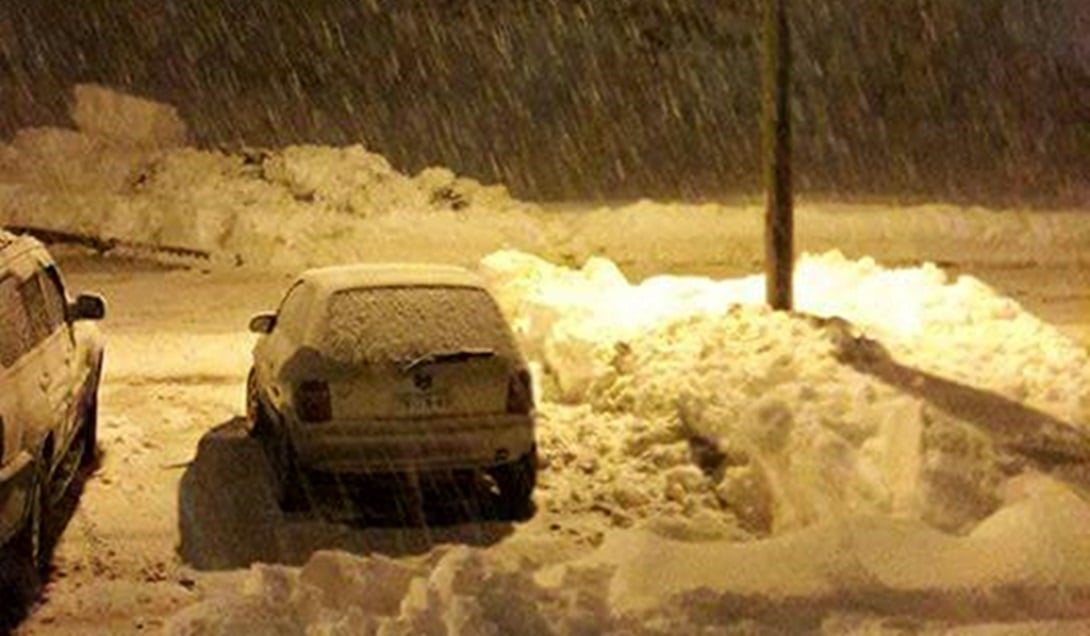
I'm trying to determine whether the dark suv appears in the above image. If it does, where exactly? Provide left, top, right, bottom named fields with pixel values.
left=0, top=231, right=105, bottom=580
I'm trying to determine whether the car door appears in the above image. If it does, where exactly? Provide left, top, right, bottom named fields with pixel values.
left=0, top=273, right=51, bottom=457
left=17, top=269, right=75, bottom=457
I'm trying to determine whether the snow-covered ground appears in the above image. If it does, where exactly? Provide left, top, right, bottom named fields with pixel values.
left=3, top=87, right=1089, bottom=634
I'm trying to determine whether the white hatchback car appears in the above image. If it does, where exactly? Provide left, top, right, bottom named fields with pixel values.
left=246, top=263, right=536, bottom=515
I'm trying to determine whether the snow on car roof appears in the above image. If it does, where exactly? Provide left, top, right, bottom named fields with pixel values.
left=297, top=262, right=487, bottom=293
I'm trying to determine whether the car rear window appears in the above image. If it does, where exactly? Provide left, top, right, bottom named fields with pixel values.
left=319, top=286, right=516, bottom=365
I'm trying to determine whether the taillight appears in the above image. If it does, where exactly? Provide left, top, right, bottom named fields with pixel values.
left=506, top=369, right=534, bottom=414
left=296, top=380, right=332, bottom=422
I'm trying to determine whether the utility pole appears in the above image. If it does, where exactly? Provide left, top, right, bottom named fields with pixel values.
left=762, top=0, right=793, bottom=310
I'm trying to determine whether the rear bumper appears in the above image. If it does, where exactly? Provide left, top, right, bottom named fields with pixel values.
left=291, top=413, right=535, bottom=474
left=0, top=451, right=34, bottom=545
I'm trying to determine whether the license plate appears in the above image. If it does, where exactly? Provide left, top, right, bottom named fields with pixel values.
left=397, top=391, right=450, bottom=414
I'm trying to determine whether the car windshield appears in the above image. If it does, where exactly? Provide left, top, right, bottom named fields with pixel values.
left=319, top=285, right=516, bottom=366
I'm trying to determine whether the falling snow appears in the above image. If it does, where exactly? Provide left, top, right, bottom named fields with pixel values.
left=0, top=4, right=1087, bottom=632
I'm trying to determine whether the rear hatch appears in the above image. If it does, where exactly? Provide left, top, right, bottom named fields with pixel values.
left=315, top=285, right=521, bottom=420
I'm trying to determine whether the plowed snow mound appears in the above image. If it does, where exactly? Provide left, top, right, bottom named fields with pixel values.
left=485, top=250, right=1090, bottom=537
left=165, top=474, right=1090, bottom=634
left=0, top=87, right=548, bottom=268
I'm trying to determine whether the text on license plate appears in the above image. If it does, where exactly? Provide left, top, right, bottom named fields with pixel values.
left=397, top=391, right=451, bottom=413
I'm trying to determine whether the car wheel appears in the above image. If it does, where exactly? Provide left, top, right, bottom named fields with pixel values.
left=247, top=374, right=308, bottom=511
left=79, top=394, right=98, bottom=468
left=0, top=463, right=46, bottom=623
left=10, top=458, right=50, bottom=577
left=79, top=364, right=101, bottom=468
left=490, top=451, right=537, bottom=520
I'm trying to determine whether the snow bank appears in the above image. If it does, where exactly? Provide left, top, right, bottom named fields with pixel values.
left=593, top=473, right=1090, bottom=623
left=561, top=200, right=1090, bottom=271
left=166, top=475, right=1090, bottom=634
left=4, top=87, right=1090, bottom=275
left=483, top=250, right=1090, bottom=537
left=0, top=143, right=550, bottom=269
left=0, top=84, right=185, bottom=194
left=70, top=83, right=188, bottom=149
left=166, top=542, right=622, bottom=636
left=0, top=87, right=548, bottom=269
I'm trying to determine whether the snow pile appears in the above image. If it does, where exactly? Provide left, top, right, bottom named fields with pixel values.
left=0, top=141, right=548, bottom=269
left=563, top=201, right=1090, bottom=270
left=0, top=86, right=547, bottom=269
left=69, top=83, right=188, bottom=149
left=793, top=252, right=1090, bottom=423
left=166, top=474, right=1090, bottom=634
left=594, top=473, right=1090, bottom=624
left=0, top=84, right=185, bottom=194
left=483, top=250, right=1090, bottom=536
left=5, top=86, right=1090, bottom=276
left=167, top=543, right=623, bottom=636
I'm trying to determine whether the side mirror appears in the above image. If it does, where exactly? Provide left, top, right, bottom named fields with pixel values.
left=249, top=312, right=276, bottom=334
left=70, top=293, right=106, bottom=321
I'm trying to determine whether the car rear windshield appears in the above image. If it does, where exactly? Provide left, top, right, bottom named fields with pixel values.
left=319, top=285, right=517, bottom=365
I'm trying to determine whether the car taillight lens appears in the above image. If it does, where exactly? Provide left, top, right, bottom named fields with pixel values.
left=506, top=369, right=534, bottom=414
left=296, top=380, right=332, bottom=422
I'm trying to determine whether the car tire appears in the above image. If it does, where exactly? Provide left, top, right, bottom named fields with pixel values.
left=247, top=371, right=309, bottom=511
left=79, top=361, right=102, bottom=469
left=490, top=451, right=536, bottom=520
left=7, top=457, right=49, bottom=581
left=0, top=466, right=44, bottom=625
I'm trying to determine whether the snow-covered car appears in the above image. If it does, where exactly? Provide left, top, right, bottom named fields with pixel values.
left=246, top=263, right=537, bottom=515
left=0, top=231, right=105, bottom=576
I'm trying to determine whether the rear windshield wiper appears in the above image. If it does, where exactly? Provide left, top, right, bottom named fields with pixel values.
left=401, top=348, right=495, bottom=373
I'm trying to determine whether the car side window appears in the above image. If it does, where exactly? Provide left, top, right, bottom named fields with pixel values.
left=0, top=275, right=34, bottom=367
left=19, top=273, right=55, bottom=344
left=41, top=266, right=68, bottom=327
left=275, top=283, right=310, bottom=339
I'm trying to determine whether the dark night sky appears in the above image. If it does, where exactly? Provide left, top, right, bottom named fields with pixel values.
left=0, top=0, right=1087, bottom=204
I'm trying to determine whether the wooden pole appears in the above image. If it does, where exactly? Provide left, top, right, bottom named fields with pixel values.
left=762, top=0, right=793, bottom=310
